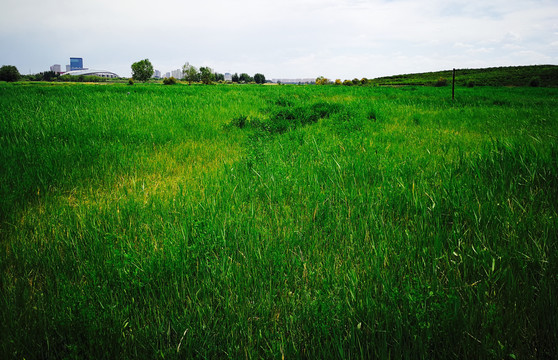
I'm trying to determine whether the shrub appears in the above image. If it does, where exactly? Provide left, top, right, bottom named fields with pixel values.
left=231, top=101, right=344, bottom=134
left=529, top=77, right=540, bottom=87
left=467, top=80, right=475, bottom=88
left=434, top=77, right=447, bottom=87
left=163, top=77, right=177, bottom=85
left=265, top=101, right=344, bottom=133
left=315, top=76, right=329, bottom=85
left=0, top=65, right=21, bottom=82
left=128, top=79, right=134, bottom=85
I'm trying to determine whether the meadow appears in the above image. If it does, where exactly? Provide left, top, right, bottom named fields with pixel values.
left=1, top=82, right=557, bottom=359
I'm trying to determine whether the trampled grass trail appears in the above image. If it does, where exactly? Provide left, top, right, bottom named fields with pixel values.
left=1, top=82, right=557, bottom=359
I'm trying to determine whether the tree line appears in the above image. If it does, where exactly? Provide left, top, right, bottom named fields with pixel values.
left=131, top=59, right=266, bottom=84
left=0, top=65, right=118, bottom=83
left=315, top=76, right=373, bottom=86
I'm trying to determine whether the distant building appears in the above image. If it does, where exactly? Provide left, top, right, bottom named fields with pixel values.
left=50, top=64, right=62, bottom=74
left=224, top=72, right=232, bottom=81
left=62, top=69, right=119, bottom=78
left=171, top=69, right=183, bottom=79
left=271, top=78, right=315, bottom=84
left=70, top=57, right=85, bottom=71
left=66, top=65, right=71, bottom=72
left=154, top=70, right=161, bottom=78
left=165, top=72, right=171, bottom=78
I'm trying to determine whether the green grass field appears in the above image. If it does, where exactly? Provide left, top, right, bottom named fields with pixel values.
left=1, top=82, right=557, bottom=359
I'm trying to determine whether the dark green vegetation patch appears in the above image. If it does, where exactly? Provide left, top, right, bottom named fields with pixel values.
left=230, top=98, right=344, bottom=134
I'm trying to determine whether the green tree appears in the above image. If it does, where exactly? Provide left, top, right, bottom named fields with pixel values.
left=239, top=73, right=253, bottom=83
left=41, top=71, right=58, bottom=81
left=254, top=73, right=266, bottom=84
left=0, top=65, right=21, bottom=82
left=315, top=76, right=329, bottom=85
left=232, top=73, right=239, bottom=83
left=131, top=59, right=154, bottom=82
left=183, top=64, right=199, bottom=85
left=199, top=67, right=215, bottom=84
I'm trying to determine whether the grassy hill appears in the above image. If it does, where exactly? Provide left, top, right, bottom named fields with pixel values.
left=369, top=65, right=558, bottom=87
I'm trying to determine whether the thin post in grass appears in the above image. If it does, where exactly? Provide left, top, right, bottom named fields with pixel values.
left=452, top=68, right=456, bottom=100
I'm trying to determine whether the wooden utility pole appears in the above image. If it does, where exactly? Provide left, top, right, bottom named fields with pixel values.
left=452, top=68, right=456, bottom=100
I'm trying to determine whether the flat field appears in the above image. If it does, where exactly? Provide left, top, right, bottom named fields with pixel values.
left=1, top=83, right=557, bottom=359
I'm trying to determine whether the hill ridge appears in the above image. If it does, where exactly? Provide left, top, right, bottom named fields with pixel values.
left=369, top=64, right=558, bottom=87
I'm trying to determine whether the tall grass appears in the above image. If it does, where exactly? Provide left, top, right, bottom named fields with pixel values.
left=1, top=83, right=557, bottom=359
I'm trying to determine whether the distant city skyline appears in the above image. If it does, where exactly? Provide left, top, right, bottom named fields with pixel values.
left=45, top=57, right=241, bottom=81
left=1, top=0, right=557, bottom=79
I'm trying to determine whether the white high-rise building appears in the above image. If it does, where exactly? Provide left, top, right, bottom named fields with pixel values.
left=50, top=64, right=62, bottom=74
left=154, top=70, right=161, bottom=78
left=224, top=73, right=232, bottom=81
left=171, top=69, right=183, bottom=79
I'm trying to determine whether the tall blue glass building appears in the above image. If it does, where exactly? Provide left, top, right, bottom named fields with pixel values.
left=70, top=57, right=84, bottom=71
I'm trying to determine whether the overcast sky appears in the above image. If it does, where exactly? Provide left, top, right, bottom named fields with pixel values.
left=1, top=0, right=557, bottom=79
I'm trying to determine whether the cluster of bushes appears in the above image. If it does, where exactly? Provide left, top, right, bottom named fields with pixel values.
left=316, top=77, right=372, bottom=86
left=162, top=76, right=177, bottom=85
left=229, top=99, right=344, bottom=134
left=317, top=76, right=452, bottom=87
left=230, top=72, right=267, bottom=84
left=181, top=62, right=267, bottom=84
